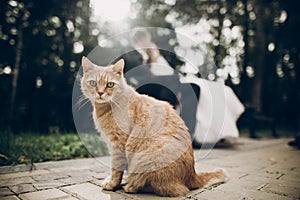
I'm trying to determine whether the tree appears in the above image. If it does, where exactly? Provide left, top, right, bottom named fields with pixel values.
left=129, top=0, right=300, bottom=129
left=0, top=0, right=97, bottom=133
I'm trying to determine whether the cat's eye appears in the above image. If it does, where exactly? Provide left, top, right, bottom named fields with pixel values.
left=89, top=80, right=97, bottom=87
left=106, top=82, right=114, bottom=88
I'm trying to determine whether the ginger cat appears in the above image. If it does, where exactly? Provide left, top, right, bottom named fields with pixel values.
left=80, top=56, right=228, bottom=197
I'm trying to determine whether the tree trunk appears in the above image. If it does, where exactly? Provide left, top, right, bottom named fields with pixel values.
left=295, top=49, right=300, bottom=135
left=241, top=0, right=251, bottom=103
left=214, top=0, right=224, bottom=69
left=8, top=29, right=23, bottom=130
left=252, top=0, right=265, bottom=113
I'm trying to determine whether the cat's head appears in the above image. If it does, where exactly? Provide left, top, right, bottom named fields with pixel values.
left=81, top=56, right=125, bottom=104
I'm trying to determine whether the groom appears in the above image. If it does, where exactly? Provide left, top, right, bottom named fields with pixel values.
left=119, top=29, right=200, bottom=137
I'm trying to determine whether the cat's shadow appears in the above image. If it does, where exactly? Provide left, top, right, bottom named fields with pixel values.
left=193, top=139, right=238, bottom=150
left=101, top=188, right=179, bottom=199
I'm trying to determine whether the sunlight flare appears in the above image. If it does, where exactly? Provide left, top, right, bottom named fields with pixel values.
left=90, top=0, right=131, bottom=22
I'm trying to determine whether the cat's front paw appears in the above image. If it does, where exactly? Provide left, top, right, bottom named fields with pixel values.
left=102, top=181, right=120, bottom=191
left=101, top=176, right=120, bottom=191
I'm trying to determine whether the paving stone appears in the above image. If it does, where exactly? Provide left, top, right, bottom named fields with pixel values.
left=0, top=195, right=20, bottom=200
left=59, top=175, right=95, bottom=185
left=0, top=170, right=50, bottom=180
left=0, top=164, right=33, bottom=174
left=232, top=174, right=277, bottom=190
left=31, top=172, right=69, bottom=182
left=278, top=173, right=300, bottom=184
left=47, top=167, right=80, bottom=173
left=119, top=190, right=180, bottom=200
left=85, top=171, right=108, bottom=179
left=32, top=180, right=67, bottom=190
left=0, top=177, right=35, bottom=187
left=34, top=159, right=98, bottom=170
left=62, top=170, right=107, bottom=180
left=59, top=197, right=79, bottom=200
left=216, top=181, right=280, bottom=200
left=59, top=170, right=82, bottom=176
left=89, top=165, right=110, bottom=173
left=91, top=157, right=112, bottom=168
left=192, top=188, right=241, bottom=200
left=90, top=180, right=103, bottom=187
left=19, top=188, right=70, bottom=200
left=118, top=187, right=204, bottom=200
left=9, top=184, right=36, bottom=194
left=46, top=161, right=108, bottom=173
left=199, top=158, right=263, bottom=174
left=255, top=169, right=285, bottom=179
left=260, top=182, right=300, bottom=198
left=238, top=187, right=292, bottom=200
left=61, top=183, right=129, bottom=200
left=194, top=148, right=238, bottom=161
left=0, top=187, right=14, bottom=197
left=274, top=166, right=300, bottom=176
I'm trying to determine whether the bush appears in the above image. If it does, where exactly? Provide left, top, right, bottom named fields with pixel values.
left=0, top=132, right=109, bottom=166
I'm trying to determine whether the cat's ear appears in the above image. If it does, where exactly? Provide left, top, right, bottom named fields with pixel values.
left=82, top=56, right=94, bottom=73
left=112, top=59, right=125, bottom=75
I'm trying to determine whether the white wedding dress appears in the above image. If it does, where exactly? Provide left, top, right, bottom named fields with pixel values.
left=150, top=55, right=245, bottom=144
left=180, top=76, right=245, bottom=144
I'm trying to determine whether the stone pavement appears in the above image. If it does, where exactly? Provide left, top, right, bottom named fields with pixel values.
left=0, top=137, right=299, bottom=200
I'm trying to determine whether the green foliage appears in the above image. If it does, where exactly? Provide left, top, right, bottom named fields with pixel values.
left=0, top=133, right=109, bottom=166
left=0, top=0, right=98, bottom=132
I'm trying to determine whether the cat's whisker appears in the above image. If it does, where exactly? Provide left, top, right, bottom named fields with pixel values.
left=110, top=99, right=123, bottom=110
left=75, top=95, right=87, bottom=106
left=76, top=96, right=90, bottom=110
left=79, top=98, right=91, bottom=110
left=113, top=90, right=135, bottom=102
left=76, top=94, right=86, bottom=102
left=111, top=94, right=122, bottom=102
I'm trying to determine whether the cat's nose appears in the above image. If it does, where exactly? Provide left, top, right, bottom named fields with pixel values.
left=97, top=91, right=104, bottom=97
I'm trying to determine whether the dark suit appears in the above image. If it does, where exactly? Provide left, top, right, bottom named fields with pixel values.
left=120, top=49, right=200, bottom=136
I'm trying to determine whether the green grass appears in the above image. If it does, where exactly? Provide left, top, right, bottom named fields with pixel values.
left=0, top=132, right=109, bottom=166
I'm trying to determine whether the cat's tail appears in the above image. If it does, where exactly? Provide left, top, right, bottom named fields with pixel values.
left=195, top=168, right=229, bottom=189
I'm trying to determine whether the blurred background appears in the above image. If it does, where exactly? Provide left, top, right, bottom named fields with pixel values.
left=0, top=0, right=299, bottom=165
